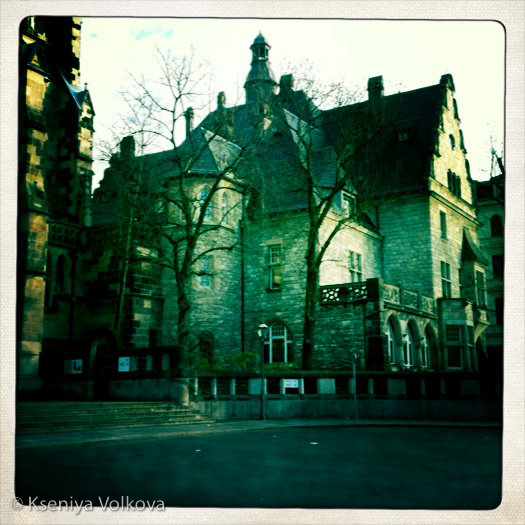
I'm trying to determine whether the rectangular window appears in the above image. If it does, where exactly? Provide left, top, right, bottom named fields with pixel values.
left=492, top=254, right=503, bottom=279
left=349, top=251, right=363, bottom=282
left=440, top=210, right=447, bottom=239
left=441, top=261, right=452, bottom=298
left=199, top=257, right=212, bottom=288
left=447, top=171, right=462, bottom=197
left=476, top=270, right=487, bottom=307
left=267, top=245, right=282, bottom=290
left=446, top=324, right=464, bottom=369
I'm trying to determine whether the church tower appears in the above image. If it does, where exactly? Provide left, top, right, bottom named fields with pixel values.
left=244, top=33, right=278, bottom=106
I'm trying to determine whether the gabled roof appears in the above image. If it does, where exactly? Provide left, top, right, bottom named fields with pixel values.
left=321, top=83, right=445, bottom=197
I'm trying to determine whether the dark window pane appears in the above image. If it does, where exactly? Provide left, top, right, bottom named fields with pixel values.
left=272, top=339, right=285, bottom=362
left=448, top=346, right=462, bottom=368
left=492, top=254, right=503, bottom=278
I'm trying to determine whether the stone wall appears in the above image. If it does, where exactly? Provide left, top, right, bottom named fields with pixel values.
left=378, top=193, right=433, bottom=296
left=243, top=211, right=308, bottom=360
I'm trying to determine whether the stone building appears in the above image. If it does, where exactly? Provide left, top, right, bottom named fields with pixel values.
left=17, top=23, right=502, bottom=415
left=475, top=174, right=504, bottom=391
left=18, top=16, right=94, bottom=398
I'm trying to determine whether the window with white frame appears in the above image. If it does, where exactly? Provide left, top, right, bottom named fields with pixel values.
left=199, top=256, right=212, bottom=288
left=446, top=324, right=464, bottom=369
left=386, top=319, right=397, bottom=363
left=421, top=328, right=432, bottom=368
left=475, top=270, right=487, bottom=307
left=199, top=188, right=212, bottom=220
left=349, top=251, right=363, bottom=282
left=441, top=261, right=452, bottom=298
left=403, top=325, right=415, bottom=367
left=263, top=321, right=293, bottom=363
left=267, top=244, right=282, bottom=290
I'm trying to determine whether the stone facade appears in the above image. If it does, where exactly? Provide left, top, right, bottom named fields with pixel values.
left=17, top=23, right=501, bottom=403
left=474, top=175, right=504, bottom=388
left=18, top=17, right=94, bottom=397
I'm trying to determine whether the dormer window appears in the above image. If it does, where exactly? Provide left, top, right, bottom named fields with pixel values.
left=341, top=192, right=356, bottom=217
left=449, top=134, right=456, bottom=149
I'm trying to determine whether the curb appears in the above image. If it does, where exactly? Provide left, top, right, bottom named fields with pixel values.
left=15, top=419, right=502, bottom=450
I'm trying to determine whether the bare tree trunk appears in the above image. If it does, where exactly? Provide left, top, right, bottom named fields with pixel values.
left=172, top=244, right=192, bottom=406
left=302, top=231, right=319, bottom=370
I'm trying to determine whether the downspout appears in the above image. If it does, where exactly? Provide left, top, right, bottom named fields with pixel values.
left=240, top=192, right=246, bottom=353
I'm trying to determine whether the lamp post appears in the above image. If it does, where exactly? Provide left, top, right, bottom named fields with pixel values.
left=257, top=324, right=268, bottom=420
left=351, top=351, right=358, bottom=421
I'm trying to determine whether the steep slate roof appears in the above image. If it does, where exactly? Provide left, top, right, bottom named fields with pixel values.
left=197, top=77, right=446, bottom=212
left=321, top=83, right=445, bottom=197
left=92, top=128, right=243, bottom=225
left=93, top=59, right=449, bottom=224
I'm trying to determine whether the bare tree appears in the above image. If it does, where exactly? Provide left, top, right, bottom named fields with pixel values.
left=98, top=49, right=258, bottom=403
left=248, top=73, right=399, bottom=369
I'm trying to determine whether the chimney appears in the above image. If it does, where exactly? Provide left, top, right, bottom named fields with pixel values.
left=119, top=136, right=135, bottom=159
left=184, top=107, right=194, bottom=139
left=217, top=92, right=226, bottom=110
left=367, top=76, right=384, bottom=108
left=279, top=74, right=294, bottom=90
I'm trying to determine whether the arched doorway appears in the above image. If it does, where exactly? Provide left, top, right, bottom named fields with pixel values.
left=89, top=330, right=116, bottom=400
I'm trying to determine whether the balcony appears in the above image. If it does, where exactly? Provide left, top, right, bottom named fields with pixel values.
left=320, top=279, right=436, bottom=316
left=319, top=282, right=368, bottom=305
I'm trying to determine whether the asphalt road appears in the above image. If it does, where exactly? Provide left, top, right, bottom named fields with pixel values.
left=15, top=425, right=502, bottom=509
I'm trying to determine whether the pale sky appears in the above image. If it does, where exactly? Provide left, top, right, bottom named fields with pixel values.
left=80, top=18, right=505, bottom=188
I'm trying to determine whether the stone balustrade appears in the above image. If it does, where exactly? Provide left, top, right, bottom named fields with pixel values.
left=319, top=282, right=368, bottom=305
left=320, top=279, right=435, bottom=315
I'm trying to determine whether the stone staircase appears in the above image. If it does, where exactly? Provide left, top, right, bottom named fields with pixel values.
left=16, top=401, right=214, bottom=434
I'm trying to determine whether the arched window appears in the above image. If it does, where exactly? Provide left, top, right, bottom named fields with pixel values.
left=386, top=319, right=397, bottom=363
left=199, top=188, right=212, bottom=220
left=263, top=321, right=293, bottom=363
left=449, top=134, right=456, bottom=149
left=421, top=328, right=432, bottom=368
left=403, top=325, right=415, bottom=367
left=490, top=215, right=503, bottom=237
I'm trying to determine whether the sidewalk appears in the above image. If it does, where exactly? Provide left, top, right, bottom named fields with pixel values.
left=15, top=418, right=501, bottom=450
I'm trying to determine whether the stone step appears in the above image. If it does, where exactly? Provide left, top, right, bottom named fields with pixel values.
left=17, top=414, right=207, bottom=427
left=17, top=408, right=199, bottom=418
left=16, top=402, right=213, bottom=433
left=17, top=418, right=215, bottom=435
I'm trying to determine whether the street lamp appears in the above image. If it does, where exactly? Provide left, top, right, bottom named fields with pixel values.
left=351, top=351, right=358, bottom=421
left=257, top=324, right=268, bottom=420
